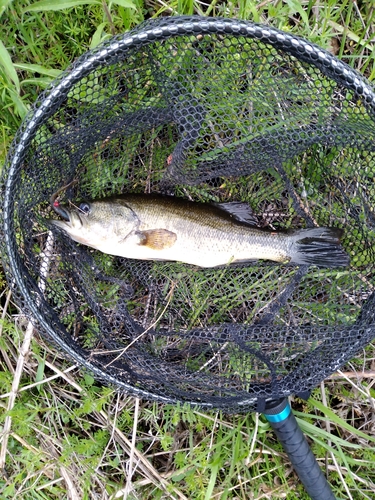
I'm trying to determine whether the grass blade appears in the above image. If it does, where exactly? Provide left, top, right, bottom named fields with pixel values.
left=8, top=90, right=29, bottom=118
left=308, top=398, right=375, bottom=444
left=0, top=39, right=19, bottom=91
left=111, top=0, right=137, bottom=9
left=13, top=63, right=61, bottom=78
left=90, top=22, right=108, bottom=48
left=24, top=0, right=101, bottom=12
left=0, top=0, right=13, bottom=19
left=286, top=0, right=310, bottom=28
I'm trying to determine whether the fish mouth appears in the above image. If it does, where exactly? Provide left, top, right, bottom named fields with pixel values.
left=51, top=208, right=83, bottom=230
left=56, top=205, right=70, bottom=221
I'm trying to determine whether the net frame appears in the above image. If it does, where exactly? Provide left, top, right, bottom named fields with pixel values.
left=2, top=15, right=375, bottom=412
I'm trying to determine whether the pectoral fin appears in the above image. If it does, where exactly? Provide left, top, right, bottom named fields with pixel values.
left=138, top=229, right=177, bottom=250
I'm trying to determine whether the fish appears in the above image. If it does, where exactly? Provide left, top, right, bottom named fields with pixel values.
left=50, top=193, right=350, bottom=268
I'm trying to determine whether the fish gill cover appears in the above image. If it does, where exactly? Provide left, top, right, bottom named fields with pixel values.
left=1, top=16, right=375, bottom=411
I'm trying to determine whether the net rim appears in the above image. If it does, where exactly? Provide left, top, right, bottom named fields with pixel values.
left=3, top=15, right=375, bottom=407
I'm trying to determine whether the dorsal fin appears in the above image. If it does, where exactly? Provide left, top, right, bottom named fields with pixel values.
left=213, top=201, right=259, bottom=226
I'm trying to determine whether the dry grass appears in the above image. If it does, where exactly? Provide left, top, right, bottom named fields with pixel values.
left=1, top=291, right=375, bottom=498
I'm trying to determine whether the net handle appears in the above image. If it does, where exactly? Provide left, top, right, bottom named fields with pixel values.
left=264, top=399, right=336, bottom=500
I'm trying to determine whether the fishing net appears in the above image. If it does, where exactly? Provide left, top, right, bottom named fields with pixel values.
left=2, top=16, right=375, bottom=412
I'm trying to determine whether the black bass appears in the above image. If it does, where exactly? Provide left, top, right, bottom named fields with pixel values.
left=50, top=194, right=349, bottom=268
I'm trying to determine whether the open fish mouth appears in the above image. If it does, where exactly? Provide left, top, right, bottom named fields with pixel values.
left=56, top=205, right=71, bottom=222
left=50, top=179, right=79, bottom=224
left=51, top=207, right=83, bottom=230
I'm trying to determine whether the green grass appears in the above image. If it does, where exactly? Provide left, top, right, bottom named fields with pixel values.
left=1, top=1, right=375, bottom=499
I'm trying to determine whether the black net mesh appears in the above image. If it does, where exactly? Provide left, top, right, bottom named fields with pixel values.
left=2, top=16, right=375, bottom=411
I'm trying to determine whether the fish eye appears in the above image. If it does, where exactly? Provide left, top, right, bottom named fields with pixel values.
left=79, top=202, right=91, bottom=215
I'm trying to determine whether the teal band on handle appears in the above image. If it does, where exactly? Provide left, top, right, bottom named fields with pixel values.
left=264, top=402, right=291, bottom=422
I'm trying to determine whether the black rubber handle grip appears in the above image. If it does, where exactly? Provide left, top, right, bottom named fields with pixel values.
left=264, top=399, right=335, bottom=500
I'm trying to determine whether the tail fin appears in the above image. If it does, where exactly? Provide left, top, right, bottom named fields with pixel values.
left=290, top=227, right=350, bottom=268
